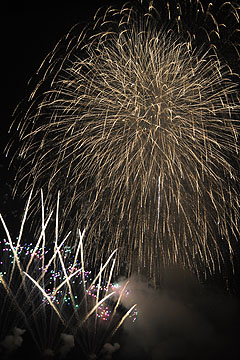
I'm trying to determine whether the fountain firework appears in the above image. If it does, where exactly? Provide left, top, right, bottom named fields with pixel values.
left=0, top=191, right=136, bottom=358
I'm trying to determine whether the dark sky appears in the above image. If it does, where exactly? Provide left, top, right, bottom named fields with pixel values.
left=1, top=1, right=126, bottom=153
left=0, top=4, right=239, bottom=360
left=0, top=1, right=239, bottom=285
left=0, top=1, right=127, bottom=223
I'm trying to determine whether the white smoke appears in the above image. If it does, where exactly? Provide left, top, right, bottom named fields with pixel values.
left=115, top=268, right=240, bottom=360
left=59, top=333, right=75, bottom=358
left=0, top=327, right=25, bottom=353
left=100, top=342, right=120, bottom=359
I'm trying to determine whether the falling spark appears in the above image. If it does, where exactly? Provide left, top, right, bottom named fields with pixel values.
left=1, top=191, right=137, bottom=357
left=8, top=1, right=240, bottom=283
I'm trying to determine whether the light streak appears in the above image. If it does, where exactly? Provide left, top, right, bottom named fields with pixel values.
left=1, top=191, right=138, bottom=357
left=9, top=1, right=239, bottom=282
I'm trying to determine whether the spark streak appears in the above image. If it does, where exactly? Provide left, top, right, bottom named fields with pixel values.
left=8, top=1, right=240, bottom=283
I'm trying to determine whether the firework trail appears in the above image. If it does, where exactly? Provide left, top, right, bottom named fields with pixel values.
left=0, top=191, right=73, bottom=355
left=0, top=191, right=136, bottom=358
left=8, top=1, right=240, bottom=283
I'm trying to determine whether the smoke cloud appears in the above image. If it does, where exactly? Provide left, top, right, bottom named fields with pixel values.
left=100, top=343, right=120, bottom=359
left=59, top=333, right=75, bottom=358
left=115, top=268, right=240, bottom=360
left=0, top=327, right=26, bottom=353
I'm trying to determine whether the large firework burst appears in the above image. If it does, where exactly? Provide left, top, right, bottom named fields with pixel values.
left=9, top=1, right=240, bottom=282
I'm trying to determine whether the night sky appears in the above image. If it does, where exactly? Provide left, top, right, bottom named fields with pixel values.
left=0, top=2, right=240, bottom=360
left=0, top=0, right=127, bottom=229
left=1, top=0, right=239, bottom=288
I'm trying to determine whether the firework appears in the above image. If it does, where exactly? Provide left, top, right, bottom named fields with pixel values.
left=0, top=191, right=70, bottom=354
left=8, top=1, right=240, bottom=283
left=0, top=191, right=136, bottom=358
